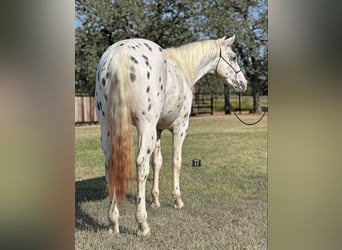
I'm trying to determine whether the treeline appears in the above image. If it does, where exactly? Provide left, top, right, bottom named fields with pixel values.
left=75, top=0, right=267, bottom=112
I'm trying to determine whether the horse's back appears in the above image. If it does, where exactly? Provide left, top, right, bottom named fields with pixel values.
left=96, top=39, right=168, bottom=131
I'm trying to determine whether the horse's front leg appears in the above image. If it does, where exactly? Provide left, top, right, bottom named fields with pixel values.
left=171, top=129, right=186, bottom=209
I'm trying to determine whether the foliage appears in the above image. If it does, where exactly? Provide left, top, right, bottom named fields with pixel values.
left=75, top=0, right=268, bottom=102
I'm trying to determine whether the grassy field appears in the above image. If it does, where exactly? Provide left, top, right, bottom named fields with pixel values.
left=75, top=114, right=267, bottom=249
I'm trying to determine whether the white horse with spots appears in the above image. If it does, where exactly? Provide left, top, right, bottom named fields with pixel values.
left=95, top=35, right=247, bottom=236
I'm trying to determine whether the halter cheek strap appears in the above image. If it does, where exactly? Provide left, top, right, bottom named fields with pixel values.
left=215, top=49, right=241, bottom=77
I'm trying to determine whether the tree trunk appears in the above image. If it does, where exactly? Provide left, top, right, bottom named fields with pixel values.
left=224, top=85, right=231, bottom=114
left=252, top=80, right=262, bottom=114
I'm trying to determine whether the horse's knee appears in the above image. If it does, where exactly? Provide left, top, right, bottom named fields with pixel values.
left=136, top=153, right=145, bottom=166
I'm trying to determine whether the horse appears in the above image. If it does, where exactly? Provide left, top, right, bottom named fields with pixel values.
left=95, top=35, right=248, bottom=236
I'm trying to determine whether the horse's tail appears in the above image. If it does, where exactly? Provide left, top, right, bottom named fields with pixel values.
left=107, top=50, right=133, bottom=204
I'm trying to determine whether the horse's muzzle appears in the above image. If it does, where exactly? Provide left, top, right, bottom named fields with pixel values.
left=233, top=81, right=247, bottom=92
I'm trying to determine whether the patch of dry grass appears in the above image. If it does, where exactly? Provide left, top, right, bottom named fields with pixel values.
left=75, top=114, right=267, bottom=249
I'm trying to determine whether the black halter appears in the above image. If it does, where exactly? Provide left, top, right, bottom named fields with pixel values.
left=215, top=49, right=266, bottom=126
left=215, top=49, right=241, bottom=77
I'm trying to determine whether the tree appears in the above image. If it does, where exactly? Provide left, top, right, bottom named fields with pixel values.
left=75, top=0, right=199, bottom=94
left=75, top=0, right=268, bottom=107
left=75, top=0, right=145, bottom=94
left=199, top=0, right=268, bottom=113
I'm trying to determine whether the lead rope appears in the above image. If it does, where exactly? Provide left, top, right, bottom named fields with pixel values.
left=216, top=49, right=266, bottom=126
left=232, top=105, right=266, bottom=126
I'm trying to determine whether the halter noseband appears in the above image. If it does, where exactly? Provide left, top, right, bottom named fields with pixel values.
left=215, top=49, right=241, bottom=78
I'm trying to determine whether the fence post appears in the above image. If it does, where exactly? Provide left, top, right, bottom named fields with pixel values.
left=238, top=92, right=241, bottom=114
left=210, top=95, right=213, bottom=115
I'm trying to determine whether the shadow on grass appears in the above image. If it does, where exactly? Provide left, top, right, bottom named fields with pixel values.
left=75, top=176, right=137, bottom=235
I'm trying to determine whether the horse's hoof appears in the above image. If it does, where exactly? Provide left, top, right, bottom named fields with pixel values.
left=174, top=200, right=184, bottom=209
left=108, top=228, right=119, bottom=234
left=137, top=229, right=153, bottom=237
left=151, top=202, right=160, bottom=209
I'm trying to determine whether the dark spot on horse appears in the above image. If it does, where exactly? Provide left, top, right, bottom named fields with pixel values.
left=107, top=131, right=110, bottom=137
left=102, top=111, right=105, bottom=117
left=142, top=55, right=148, bottom=60
left=132, top=46, right=136, bottom=50
left=130, top=73, right=136, bottom=82
left=106, top=72, right=111, bottom=79
left=97, top=101, right=102, bottom=111
left=104, top=94, right=107, bottom=101
left=95, top=91, right=98, bottom=96
left=148, top=98, right=151, bottom=102
left=159, top=76, right=161, bottom=82
left=157, top=92, right=160, bottom=96
left=142, top=111, right=146, bottom=115
left=177, top=104, right=180, bottom=108
left=148, top=104, right=151, bottom=112
left=120, top=43, right=124, bottom=46
left=181, top=132, right=184, bottom=137
left=184, top=113, right=188, bottom=119
left=184, top=95, right=186, bottom=100
left=144, top=43, right=152, bottom=51
left=146, top=86, right=150, bottom=93
left=137, top=197, right=141, bottom=204
left=147, top=71, right=150, bottom=79
left=164, top=60, right=167, bottom=64
left=144, top=175, right=147, bottom=181
left=176, top=187, right=179, bottom=190
left=159, top=47, right=162, bottom=52
left=97, top=71, right=100, bottom=81
left=102, top=78, right=106, bottom=86
left=147, top=148, right=151, bottom=154
left=161, top=85, right=164, bottom=90
left=130, top=56, right=138, bottom=64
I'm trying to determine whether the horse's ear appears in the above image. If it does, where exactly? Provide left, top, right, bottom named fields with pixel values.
left=223, top=35, right=236, bottom=47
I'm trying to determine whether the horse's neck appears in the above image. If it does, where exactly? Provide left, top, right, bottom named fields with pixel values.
left=165, top=42, right=220, bottom=87
left=192, top=54, right=218, bottom=84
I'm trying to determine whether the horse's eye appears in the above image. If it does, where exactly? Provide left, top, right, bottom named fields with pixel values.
left=231, top=56, right=236, bottom=61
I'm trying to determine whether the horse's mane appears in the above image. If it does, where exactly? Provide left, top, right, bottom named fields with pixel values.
left=164, top=38, right=223, bottom=84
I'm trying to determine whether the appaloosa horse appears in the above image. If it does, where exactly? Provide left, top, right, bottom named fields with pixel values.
left=95, top=35, right=247, bottom=236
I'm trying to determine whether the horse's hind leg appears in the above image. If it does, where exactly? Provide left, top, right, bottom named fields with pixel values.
left=100, top=125, right=120, bottom=233
left=135, top=128, right=156, bottom=236
left=108, top=193, right=120, bottom=234
left=151, top=129, right=163, bottom=208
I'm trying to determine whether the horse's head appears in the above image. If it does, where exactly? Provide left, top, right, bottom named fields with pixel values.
left=216, top=35, right=248, bottom=92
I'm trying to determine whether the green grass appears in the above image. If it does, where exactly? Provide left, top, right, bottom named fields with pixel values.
left=75, top=114, right=267, bottom=249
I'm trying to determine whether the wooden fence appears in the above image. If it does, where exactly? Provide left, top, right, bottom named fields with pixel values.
left=75, top=96, right=98, bottom=124
left=75, top=95, right=268, bottom=123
